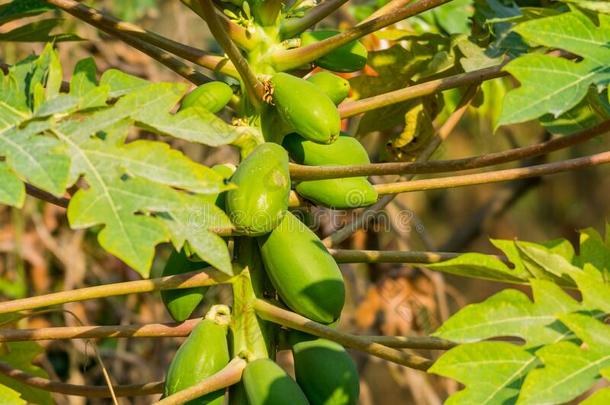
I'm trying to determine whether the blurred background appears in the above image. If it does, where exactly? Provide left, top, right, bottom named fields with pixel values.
left=1, top=0, right=609, bottom=403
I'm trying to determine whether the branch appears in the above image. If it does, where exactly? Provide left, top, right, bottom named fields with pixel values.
left=339, top=63, right=506, bottom=118
left=322, top=85, right=478, bottom=247
left=280, top=0, right=350, bottom=38
left=0, top=268, right=232, bottom=315
left=254, top=299, right=433, bottom=370
left=271, top=0, right=453, bottom=71
left=362, top=0, right=414, bottom=22
left=330, top=249, right=506, bottom=264
left=197, top=0, right=264, bottom=108
left=0, top=361, right=163, bottom=397
left=0, top=320, right=455, bottom=350
left=374, top=150, right=610, bottom=195
left=289, top=121, right=610, bottom=180
left=154, top=357, right=247, bottom=405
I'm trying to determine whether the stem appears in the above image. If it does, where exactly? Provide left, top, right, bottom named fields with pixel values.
left=46, top=0, right=238, bottom=79
left=271, top=0, right=453, bottom=71
left=339, top=64, right=506, bottom=118
left=280, top=0, right=350, bottom=38
left=0, top=361, right=163, bottom=397
left=289, top=121, right=610, bottom=180
left=254, top=299, right=433, bottom=370
left=197, top=0, right=264, bottom=108
left=362, top=0, right=414, bottom=22
left=0, top=321, right=455, bottom=349
left=154, top=357, right=247, bottom=405
left=322, top=85, right=478, bottom=247
left=332, top=249, right=483, bottom=263
left=180, top=0, right=256, bottom=50
left=0, top=269, right=232, bottom=315
left=374, top=149, right=610, bottom=195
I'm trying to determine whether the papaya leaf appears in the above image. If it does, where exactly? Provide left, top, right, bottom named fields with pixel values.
left=561, top=0, right=610, bottom=14
left=0, top=385, right=25, bottom=405
left=517, top=313, right=610, bottom=405
left=0, top=162, right=24, bottom=207
left=0, top=342, right=52, bottom=405
left=576, top=226, right=610, bottom=278
left=427, top=252, right=529, bottom=283
left=429, top=341, right=537, bottom=405
left=0, top=18, right=81, bottom=42
left=540, top=89, right=610, bottom=135
left=498, top=11, right=610, bottom=127
left=433, top=279, right=579, bottom=346
left=0, top=0, right=54, bottom=25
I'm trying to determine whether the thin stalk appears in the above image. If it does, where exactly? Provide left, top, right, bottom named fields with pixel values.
left=331, top=249, right=459, bottom=263
left=0, top=321, right=455, bottom=350
left=323, top=85, right=478, bottom=247
left=0, top=361, right=163, bottom=397
left=289, top=121, right=610, bottom=180
left=272, top=0, right=453, bottom=71
left=197, top=0, right=264, bottom=108
left=154, top=357, right=247, bottom=405
left=46, top=0, right=238, bottom=79
left=254, top=299, right=433, bottom=370
left=280, top=0, right=350, bottom=38
left=0, top=269, right=232, bottom=315
left=374, top=149, right=610, bottom=195
left=362, top=0, right=414, bottom=22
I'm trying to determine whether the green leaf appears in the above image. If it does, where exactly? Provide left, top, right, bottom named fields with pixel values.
left=581, top=388, right=610, bottom=405
left=0, top=385, right=25, bottom=405
left=0, top=342, right=52, bottom=405
left=0, top=162, right=25, bottom=207
left=433, top=279, right=579, bottom=346
left=576, top=227, right=610, bottom=278
left=561, top=0, right=610, bottom=14
left=517, top=313, right=610, bottom=405
left=99, top=69, right=149, bottom=98
left=0, top=0, right=54, bottom=25
left=0, top=19, right=81, bottom=42
left=429, top=341, right=537, bottom=405
left=427, top=252, right=529, bottom=283
left=540, top=89, right=610, bottom=135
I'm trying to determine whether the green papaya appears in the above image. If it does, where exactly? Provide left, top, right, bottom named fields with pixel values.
left=258, top=212, right=344, bottom=324
left=270, top=73, right=340, bottom=144
left=211, top=163, right=236, bottom=211
left=307, top=72, right=350, bottom=105
left=291, top=334, right=359, bottom=405
left=228, top=382, right=250, bottom=405
left=181, top=81, right=233, bottom=113
left=296, top=177, right=378, bottom=209
left=164, top=307, right=231, bottom=404
left=282, top=133, right=370, bottom=166
left=160, top=249, right=209, bottom=322
left=300, top=31, right=368, bottom=73
left=226, top=143, right=290, bottom=235
left=243, top=358, right=309, bottom=405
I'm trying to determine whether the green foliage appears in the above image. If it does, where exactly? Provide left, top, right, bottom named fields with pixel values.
left=429, top=226, right=610, bottom=404
left=0, top=45, right=236, bottom=276
left=0, top=341, right=52, bottom=405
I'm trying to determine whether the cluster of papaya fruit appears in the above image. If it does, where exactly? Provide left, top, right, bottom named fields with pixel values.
left=161, top=26, right=371, bottom=404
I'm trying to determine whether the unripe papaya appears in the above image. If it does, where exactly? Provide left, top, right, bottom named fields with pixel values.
left=270, top=73, right=340, bottom=144
left=164, top=308, right=230, bottom=404
left=300, top=30, right=368, bottom=73
left=296, top=178, right=378, bottom=209
left=181, top=81, right=233, bottom=113
left=307, top=72, right=350, bottom=105
left=291, top=334, right=359, bottom=405
left=226, top=143, right=290, bottom=235
left=211, top=163, right=236, bottom=211
left=243, top=358, right=309, bottom=405
left=258, top=212, right=344, bottom=324
left=282, top=133, right=370, bottom=166
left=160, top=249, right=209, bottom=322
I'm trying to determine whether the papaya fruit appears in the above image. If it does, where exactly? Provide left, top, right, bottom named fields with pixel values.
left=258, top=212, right=344, bottom=324
left=226, top=143, right=290, bottom=235
left=291, top=333, right=359, bottom=405
left=295, top=177, right=378, bottom=209
left=211, top=163, right=236, bottom=211
left=242, top=358, right=309, bottom=405
left=160, top=249, right=209, bottom=322
left=228, top=382, right=250, bottom=405
left=164, top=307, right=231, bottom=404
left=307, top=72, right=350, bottom=105
left=282, top=133, right=370, bottom=166
left=300, top=30, right=368, bottom=73
left=181, top=81, right=233, bottom=113
left=270, top=73, right=340, bottom=144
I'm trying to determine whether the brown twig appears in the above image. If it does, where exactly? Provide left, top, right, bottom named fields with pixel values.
left=196, top=0, right=264, bottom=108
left=154, top=357, right=246, bottom=405
left=374, top=150, right=610, bottom=194
left=0, top=269, right=232, bottom=315
left=280, top=0, right=350, bottom=38
left=254, top=299, right=433, bottom=370
left=289, top=121, right=610, bottom=179
left=272, top=0, right=453, bottom=71
left=45, top=0, right=239, bottom=78
left=330, top=249, right=462, bottom=263
left=0, top=361, right=163, bottom=397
